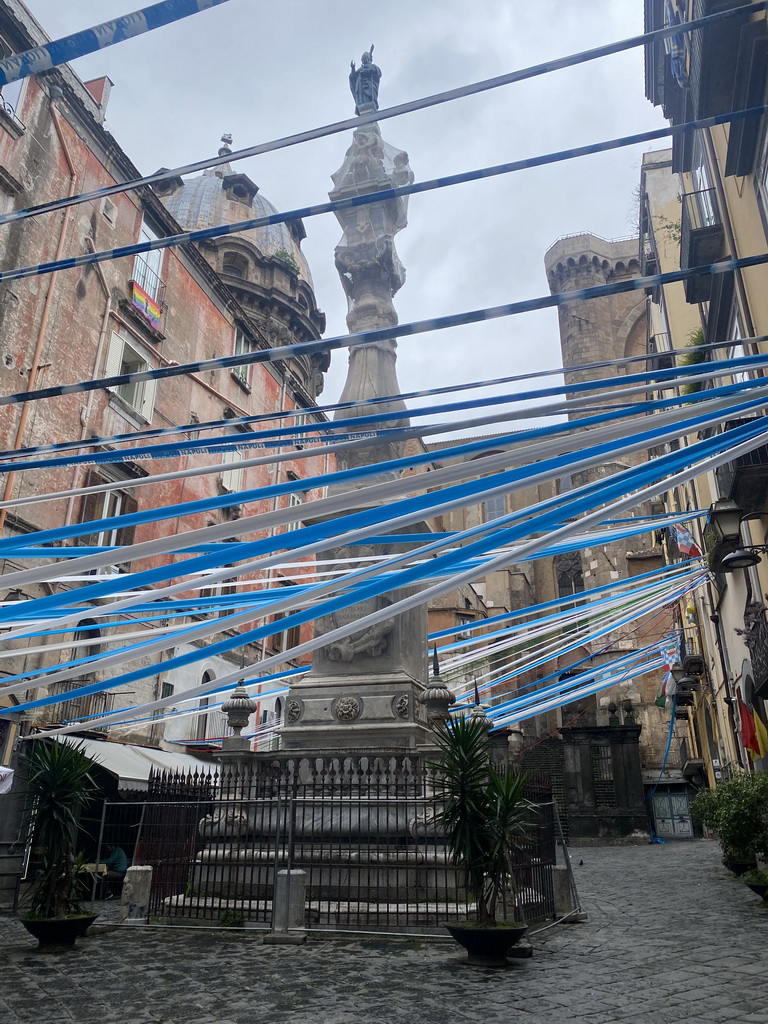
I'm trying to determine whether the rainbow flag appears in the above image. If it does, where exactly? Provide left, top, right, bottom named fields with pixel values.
left=131, top=280, right=162, bottom=330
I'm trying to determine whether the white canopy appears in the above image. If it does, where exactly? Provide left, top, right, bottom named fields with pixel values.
left=58, top=736, right=212, bottom=792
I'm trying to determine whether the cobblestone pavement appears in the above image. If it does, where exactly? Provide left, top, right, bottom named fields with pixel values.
left=2, top=839, right=768, bottom=1024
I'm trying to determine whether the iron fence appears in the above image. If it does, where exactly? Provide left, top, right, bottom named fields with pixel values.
left=94, top=761, right=558, bottom=934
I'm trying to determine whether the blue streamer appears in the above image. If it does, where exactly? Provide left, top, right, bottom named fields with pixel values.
left=0, top=1, right=233, bottom=87
left=3, top=351, right=763, bottom=475
left=7, top=415, right=760, bottom=714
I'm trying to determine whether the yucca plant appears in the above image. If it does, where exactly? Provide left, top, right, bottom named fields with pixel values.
left=428, top=716, right=534, bottom=927
left=21, top=741, right=97, bottom=919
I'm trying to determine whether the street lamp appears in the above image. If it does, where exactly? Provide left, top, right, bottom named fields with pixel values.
left=706, top=499, right=757, bottom=573
left=670, top=663, right=700, bottom=707
left=719, top=546, right=768, bottom=571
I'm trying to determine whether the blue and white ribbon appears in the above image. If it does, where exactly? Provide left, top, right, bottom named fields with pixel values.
left=0, top=1, right=233, bottom=87
left=0, top=0, right=760, bottom=226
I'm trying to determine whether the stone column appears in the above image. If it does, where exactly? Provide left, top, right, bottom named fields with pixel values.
left=280, top=110, right=433, bottom=751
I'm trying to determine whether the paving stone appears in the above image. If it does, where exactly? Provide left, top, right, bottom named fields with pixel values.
left=2, top=841, right=768, bottom=1023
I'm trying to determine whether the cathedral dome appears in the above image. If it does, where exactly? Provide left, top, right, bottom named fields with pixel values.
left=157, top=138, right=313, bottom=285
left=153, top=136, right=327, bottom=400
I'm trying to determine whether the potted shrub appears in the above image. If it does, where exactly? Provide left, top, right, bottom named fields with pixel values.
left=741, top=868, right=768, bottom=901
left=428, top=716, right=534, bottom=966
left=691, top=772, right=768, bottom=874
left=18, top=741, right=99, bottom=952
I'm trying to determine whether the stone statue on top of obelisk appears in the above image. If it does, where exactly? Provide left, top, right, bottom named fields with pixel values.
left=279, top=50, right=432, bottom=752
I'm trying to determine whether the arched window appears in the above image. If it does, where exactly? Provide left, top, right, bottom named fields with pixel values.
left=222, top=251, right=248, bottom=279
left=196, top=670, right=215, bottom=741
left=74, top=619, right=101, bottom=663
left=556, top=552, right=584, bottom=599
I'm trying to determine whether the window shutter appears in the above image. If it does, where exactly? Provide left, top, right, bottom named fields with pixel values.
left=104, top=333, right=124, bottom=392
left=77, top=470, right=104, bottom=545
left=221, top=449, right=243, bottom=493
left=115, top=490, right=138, bottom=550
left=140, top=374, right=157, bottom=421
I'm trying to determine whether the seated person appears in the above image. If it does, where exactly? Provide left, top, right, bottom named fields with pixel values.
left=101, top=843, right=129, bottom=897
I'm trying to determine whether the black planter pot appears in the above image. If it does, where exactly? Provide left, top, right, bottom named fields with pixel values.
left=745, top=882, right=768, bottom=900
left=446, top=923, right=528, bottom=967
left=723, top=859, right=757, bottom=877
left=20, top=915, right=98, bottom=952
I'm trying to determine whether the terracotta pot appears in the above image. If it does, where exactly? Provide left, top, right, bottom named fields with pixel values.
left=745, top=882, right=768, bottom=900
left=20, top=914, right=98, bottom=952
left=446, top=923, right=528, bottom=967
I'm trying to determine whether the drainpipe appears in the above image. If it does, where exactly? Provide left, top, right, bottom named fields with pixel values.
left=62, top=236, right=113, bottom=527
left=0, top=88, right=78, bottom=535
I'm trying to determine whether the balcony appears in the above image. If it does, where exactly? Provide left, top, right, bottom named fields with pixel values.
left=129, top=257, right=166, bottom=333
left=688, top=0, right=753, bottom=120
left=50, top=682, right=116, bottom=731
left=680, top=188, right=725, bottom=303
left=647, top=334, right=675, bottom=373
left=715, top=436, right=768, bottom=514
left=681, top=630, right=705, bottom=677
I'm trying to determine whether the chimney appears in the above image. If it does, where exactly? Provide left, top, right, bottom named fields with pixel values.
left=83, top=76, right=113, bottom=122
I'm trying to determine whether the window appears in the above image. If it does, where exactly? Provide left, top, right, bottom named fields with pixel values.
left=104, top=331, right=157, bottom=420
left=232, top=328, right=257, bottom=388
left=482, top=494, right=507, bottom=522
left=222, top=252, right=248, bottom=279
left=0, top=39, right=25, bottom=128
left=456, top=613, right=473, bottom=640
left=271, top=612, right=301, bottom=654
left=132, top=219, right=163, bottom=301
left=77, top=470, right=138, bottom=572
left=196, top=696, right=210, bottom=741
left=220, top=448, right=243, bottom=494
left=73, top=619, right=101, bottom=663
left=556, top=552, right=584, bottom=600
left=101, top=197, right=117, bottom=226
left=293, top=411, right=307, bottom=449
left=727, top=307, right=751, bottom=386
left=286, top=491, right=304, bottom=531
left=210, top=567, right=239, bottom=620
left=196, top=672, right=215, bottom=742
left=271, top=581, right=301, bottom=653
left=691, top=134, right=716, bottom=227
left=160, top=681, right=174, bottom=701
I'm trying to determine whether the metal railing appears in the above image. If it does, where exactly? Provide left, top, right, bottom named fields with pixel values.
left=92, top=763, right=557, bottom=934
left=131, top=257, right=165, bottom=306
left=49, top=682, right=115, bottom=728
left=0, top=93, right=26, bottom=131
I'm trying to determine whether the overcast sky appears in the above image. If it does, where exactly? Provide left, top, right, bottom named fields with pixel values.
left=24, top=1, right=667, bottom=416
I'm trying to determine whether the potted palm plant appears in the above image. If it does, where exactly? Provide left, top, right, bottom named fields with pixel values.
left=18, top=740, right=99, bottom=952
left=691, top=772, right=768, bottom=875
left=428, top=715, right=534, bottom=966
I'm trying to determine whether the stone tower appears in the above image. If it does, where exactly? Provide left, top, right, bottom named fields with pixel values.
left=542, top=234, right=673, bottom=767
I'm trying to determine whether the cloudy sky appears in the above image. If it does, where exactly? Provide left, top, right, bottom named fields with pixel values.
left=24, top=0, right=667, bottom=413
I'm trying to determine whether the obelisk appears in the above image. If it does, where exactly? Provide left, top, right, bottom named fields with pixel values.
left=280, top=49, right=432, bottom=750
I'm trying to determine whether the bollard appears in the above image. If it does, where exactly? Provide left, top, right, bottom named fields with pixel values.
left=118, top=865, right=152, bottom=924
left=264, top=868, right=307, bottom=945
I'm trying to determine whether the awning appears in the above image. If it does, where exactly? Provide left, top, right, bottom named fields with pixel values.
left=57, top=736, right=213, bottom=792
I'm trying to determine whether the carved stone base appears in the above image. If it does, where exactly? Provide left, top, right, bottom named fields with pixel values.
left=280, top=673, right=435, bottom=750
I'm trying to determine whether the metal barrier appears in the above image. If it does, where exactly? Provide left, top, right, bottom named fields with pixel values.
left=93, top=765, right=565, bottom=935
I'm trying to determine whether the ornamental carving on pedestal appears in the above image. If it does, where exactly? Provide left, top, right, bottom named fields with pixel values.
left=287, top=700, right=301, bottom=723
left=335, top=696, right=361, bottom=721
left=395, top=695, right=409, bottom=719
